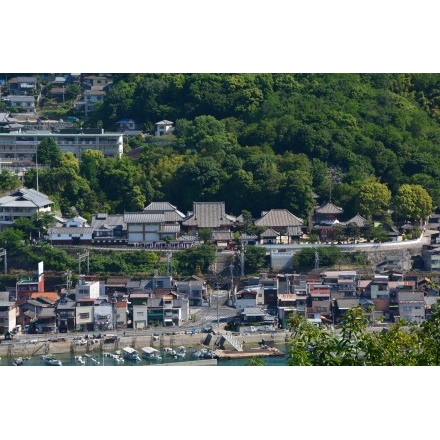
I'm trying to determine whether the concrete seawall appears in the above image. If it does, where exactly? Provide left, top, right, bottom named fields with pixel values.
left=0, top=331, right=290, bottom=359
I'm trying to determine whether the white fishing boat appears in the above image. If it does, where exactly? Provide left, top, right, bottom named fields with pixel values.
left=41, top=354, right=62, bottom=366
left=122, top=346, right=141, bottom=361
left=163, top=347, right=177, bottom=358
left=176, top=346, right=186, bottom=358
left=75, top=355, right=86, bottom=365
left=141, top=346, right=162, bottom=362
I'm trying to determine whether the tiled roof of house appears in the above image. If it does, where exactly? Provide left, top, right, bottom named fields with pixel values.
left=144, top=201, right=186, bottom=220
left=254, top=209, right=303, bottom=227
left=183, top=202, right=236, bottom=227
left=91, top=213, right=126, bottom=230
left=47, top=227, right=94, bottom=235
left=38, top=307, right=56, bottom=318
left=158, top=224, right=180, bottom=233
left=239, top=233, right=258, bottom=240
left=124, top=212, right=164, bottom=223
left=212, top=231, right=233, bottom=241
left=342, top=213, right=367, bottom=227
left=260, top=228, right=280, bottom=237
left=315, top=202, right=343, bottom=214
left=286, top=226, right=303, bottom=236
left=0, top=187, right=54, bottom=208
left=336, top=298, right=360, bottom=309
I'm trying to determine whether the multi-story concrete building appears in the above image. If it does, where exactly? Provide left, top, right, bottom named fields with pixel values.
left=0, top=129, right=123, bottom=173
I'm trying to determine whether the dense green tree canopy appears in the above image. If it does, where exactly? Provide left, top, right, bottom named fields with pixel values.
left=287, top=306, right=440, bottom=366
left=22, top=73, right=440, bottom=222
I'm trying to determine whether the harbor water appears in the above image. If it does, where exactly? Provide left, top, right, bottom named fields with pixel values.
left=0, top=342, right=289, bottom=367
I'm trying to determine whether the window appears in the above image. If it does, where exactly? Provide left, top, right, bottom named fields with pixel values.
left=79, top=313, right=90, bottom=319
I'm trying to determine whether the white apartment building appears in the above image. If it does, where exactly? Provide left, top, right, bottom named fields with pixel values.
left=0, top=130, right=123, bottom=172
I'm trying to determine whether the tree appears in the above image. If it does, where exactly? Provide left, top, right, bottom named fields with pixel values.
left=37, top=138, right=62, bottom=167
left=358, top=181, right=391, bottom=221
left=244, top=246, right=268, bottom=274
left=0, top=227, right=24, bottom=254
left=393, top=184, right=433, bottom=223
left=173, top=244, right=216, bottom=277
left=0, top=169, right=21, bottom=193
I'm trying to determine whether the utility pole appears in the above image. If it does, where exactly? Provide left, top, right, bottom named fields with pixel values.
left=77, top=250, right=90, bottom=276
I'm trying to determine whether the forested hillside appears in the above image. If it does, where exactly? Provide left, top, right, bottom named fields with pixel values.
left=23, top=74, right=440, bottom=224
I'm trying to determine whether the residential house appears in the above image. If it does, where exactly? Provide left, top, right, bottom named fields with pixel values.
left=0, top=112, right=23, bottom=133
left=5, top=95, right=36, bottom=112
left=7, top=76, right=38, bottom=94
left=397, top=289, right=425, bottom=323
left=56, top=296, right=77, bottom=332
left=131, top=293, right=149, bottom=329
left=94, top=299, right=114, bottom=331
left=141, top=293, right=188, bottom=327
left=15, top=261, right=45, bottom=305
left=75, top=276, right=100, bottom=301
left=333, top=298, right=360, bottom=323
left=277, top=293, right=306, bottom=328
left=124, top=201, right=186, bottom=248
left=75, top=298, right=95, bottom=331
left=0, top=188, right=54, bottom=230
left=422, top=245, right=440, bottom=271
left=320, top=270, right=357, bottom=297
left=47, top=225, right=94, bottom=245
left=175, top=277, right=207, bottom=307
left=260, top=228, right=280, bottom=244
left=308, top=283, right=331, bottom=318
left=234, top=286, right=263, bottom=309
left=36, top=306, right=57, bottom=333
left=105, top=276, right=131, bottom=296
left=0, top=301, right=17, bottom=334
left=238, top=233, right=258, bottom=246
left=90, top=213, right=127, bottom=244
left=116, top=118, right=137, bottom=131
left=154, top=120, right=174, bottom=136
left=238, top=306, right=267, bottom=325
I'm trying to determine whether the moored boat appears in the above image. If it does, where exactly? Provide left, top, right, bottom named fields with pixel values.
left=41, top=354, right=62, bottom=366
left=122, top=346, right=141, bottom=361
left=176, top=346, right=186, bottom=358
left=141, top=346, right=162, bottom=362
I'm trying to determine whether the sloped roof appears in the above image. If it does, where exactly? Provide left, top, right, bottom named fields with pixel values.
left=0, top=187, right=53, bottom=208
left=124, top=212, right=164, bottom=223
left=47, top=227, right=94, bottom=235
left=260, top=228, right=280, bottom=237
left=212, top=231, right=233, bottom=241
left=254, top=209, right=303, bottom=227
left=336, top=298, right=360, bottom=309
left=91, top=213, right=126, bottom=230
left=183, top=202, right=236, bottom=227
left=144, top=201, right=186, bottom=220
left=342, top=213, right=367, bottom=227
left=315, top=202, right=343, bottom=214
left=239, top=233, right=258, bottom=240
left=286, top=226, right=303, bottom=236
